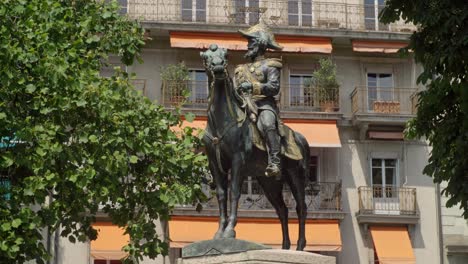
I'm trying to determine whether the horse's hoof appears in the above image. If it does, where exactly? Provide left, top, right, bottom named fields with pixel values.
left=222, top=229, right=236, bottom=238
left=296, top=240, right=306, bottom=251
left=282, top=241, right=291, bottom=250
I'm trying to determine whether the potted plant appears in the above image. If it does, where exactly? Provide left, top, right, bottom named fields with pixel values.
left=160, top=62, right=190, bottom=105
left=312, top=58, right=339, bottom=112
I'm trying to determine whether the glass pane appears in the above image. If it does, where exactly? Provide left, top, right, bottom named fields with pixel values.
left=182, top=10, right=192, bottom=21
left=196, top=10, right=206, bottom=22
left=288, top=1, right=298, bottom=14
left=289, top=14, right=299, bottom=26
left=302, top=14, right=312, bottom=27
left=385, top=159, right=396, bottom=167
left=385, top=168, right=396, bottom=186
left=379, top=74, right=393, bottom=87
left=234, top=0, right=246, bottom=24
left=196, top=0, right=205, bottom=9
left=372, top=158, right=382, bottom=167
left=290, top=76, right=301, bottom=105
left=372, top=168, right=382, bottom=185
left=182, top=0, right=192, bottom=9
left=302, top=0, right=312, bottom=15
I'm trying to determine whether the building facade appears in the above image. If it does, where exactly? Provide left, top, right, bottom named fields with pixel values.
left=57, top=1, right=445, bottom=263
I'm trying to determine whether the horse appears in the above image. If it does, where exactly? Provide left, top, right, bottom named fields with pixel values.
left=200, top=44, right=310, bottom=250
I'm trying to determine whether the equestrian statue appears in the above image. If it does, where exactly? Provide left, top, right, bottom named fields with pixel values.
left=200, top=22, right=310, bottom=251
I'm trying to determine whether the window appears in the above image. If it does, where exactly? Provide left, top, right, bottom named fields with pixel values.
left=367, top=73, right=393, bottom=111
left=233, top=0, right=260, bottom=25
left=309, top=156, right=318, bottom=182
left=188, top=70, right=208, bottom=104
left=182, top=0, right=206, bottom=22
left=288, top=0, right=313, bottom=27
left=364, top=0, right=388, bottom=31
left=118, top=0, right=127, bottom=15
left=371, top=158, right=398, bottom=198
left=289, top=74, right=313, bottom=107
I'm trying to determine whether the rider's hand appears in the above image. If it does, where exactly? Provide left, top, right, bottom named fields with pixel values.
left=240, top=82, right=253, bottom=93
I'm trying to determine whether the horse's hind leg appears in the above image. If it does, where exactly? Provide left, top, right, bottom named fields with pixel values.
left=257, top=176, right=291, bottom=249
left=285, top=167, right=307, bottom=251
left=208, top=161, right=228, bottom=239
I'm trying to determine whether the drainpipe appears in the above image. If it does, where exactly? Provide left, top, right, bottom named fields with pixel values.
left=436, top=183, right=444, bottom=264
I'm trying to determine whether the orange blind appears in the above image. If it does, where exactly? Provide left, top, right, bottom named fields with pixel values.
left=91, top=222, right=129, bottom=260
left=170, top=32, right=332, bottom=54
left=169, top=216, right=341, bottom=251
left=170, top=119, right=207, bottom=135
left=352, top=40, right=408, bottom=53
left=285, top=120, right=341, bottom=148
left=370, top=226, right=415, bottom=264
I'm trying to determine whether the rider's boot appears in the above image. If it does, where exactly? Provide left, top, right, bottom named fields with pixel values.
left=265, top=128, right=281, bottom=179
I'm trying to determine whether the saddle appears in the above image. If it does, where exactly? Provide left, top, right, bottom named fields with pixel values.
left=249, top=121, right=303, bottom=161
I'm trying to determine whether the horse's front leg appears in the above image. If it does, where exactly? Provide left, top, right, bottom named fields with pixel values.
left=223, top=155, right=244, bottom=238
left=208, top=160, right=228, bottom=239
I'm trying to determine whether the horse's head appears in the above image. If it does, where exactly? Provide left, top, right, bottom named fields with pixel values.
left=200, top=44, right=228, bottom=80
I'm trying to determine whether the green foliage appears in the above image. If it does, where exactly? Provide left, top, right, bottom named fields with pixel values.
left=160, top=62, right=190, bottom=96
left=381, top=1, right=468, bottom=216
left=312, top=58, right=339, bottom=101
left=0, top=0, right=207, bottom=262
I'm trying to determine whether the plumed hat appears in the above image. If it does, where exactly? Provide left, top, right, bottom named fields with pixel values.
left=239, top=22, right=283, bottom=51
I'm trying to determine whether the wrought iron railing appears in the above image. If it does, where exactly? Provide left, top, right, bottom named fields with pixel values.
left=128, top=0, right=416, bottom=33
left=162, top=80, right=209, bottom=108
left=180, top=180, right=342, bottom=212
left=162, top=81, right=339, bottom=112
left=358, top=186, right=417, bottom=215
left=351, top=86, right=418, bottom=115
left=283, top=85, right=339, bottom=112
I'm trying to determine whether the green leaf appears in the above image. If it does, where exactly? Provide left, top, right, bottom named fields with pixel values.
left=0, top=112, right=6, bottom=119
left=12, top=219, right=22, bottom=228
left=26, top=84, right=36, bottom=93
left=185, top=112, right=196, bottom=122
left=89, top=135, right=98, bottom=143
left=1, top=222, right=11, bottom=231
left=129, top=155, right=138, bottom=164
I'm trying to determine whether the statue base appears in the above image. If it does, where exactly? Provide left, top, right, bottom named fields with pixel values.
left=178, top=239, right=335, bottom=264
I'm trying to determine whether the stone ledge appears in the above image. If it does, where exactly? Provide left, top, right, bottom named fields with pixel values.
left=179, top=249, right=335, bottom=264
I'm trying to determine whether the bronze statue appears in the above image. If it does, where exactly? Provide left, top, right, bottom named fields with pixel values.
left=200, top=23, right=309, bottom=251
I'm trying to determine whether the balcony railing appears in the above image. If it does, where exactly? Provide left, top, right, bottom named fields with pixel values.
left=283, top=85, right=339, bottom=112
left=351, top=86, right=418, bottom=116
left=162, top=81, right=339, bottom=112
left=162, top=80, right=209, bottom=109
left=178, top=180, right=341, bottom=212
left=358, top=186, right=417, bottom=215
left=128, top=0, right=416, bottom=33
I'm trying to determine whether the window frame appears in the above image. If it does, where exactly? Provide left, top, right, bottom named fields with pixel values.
left=181, top=0, right=207, bottom=22
left=288, top=0, right=313, bottom=27
left=288, top=73, right=314, bottom=107
left=366, top=72, right=394, bottom=111
left=188, top=69, right=209, bottom=103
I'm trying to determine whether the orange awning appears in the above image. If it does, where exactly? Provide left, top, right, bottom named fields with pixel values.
left=276, top=36, right=332, bottom=54
left=352, top=40, right=407, bottom=53
left=91, top=222, right=129, bottom=260
left=370, top=226, right=415, bottom=264
left=169, top=216, right=341, bottom=251
left=170, top=32, right=332, bottom=54
left=170, top=119, right=207, bottom=135
left=285, top=120, right=341, bottom=148
left=368, top=131, right=404, bottom=140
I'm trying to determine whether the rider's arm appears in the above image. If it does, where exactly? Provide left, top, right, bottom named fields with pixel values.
left=253, top=66, right=280, bottom=97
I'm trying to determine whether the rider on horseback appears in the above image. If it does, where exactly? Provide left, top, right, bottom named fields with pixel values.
left=235, top=22, right=284, bottom=178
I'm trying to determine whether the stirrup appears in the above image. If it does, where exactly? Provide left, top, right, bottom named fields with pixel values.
left=265, top=163, right=281, bottom=178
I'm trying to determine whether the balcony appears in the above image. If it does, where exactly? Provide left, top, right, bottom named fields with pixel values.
left=173, top=180, right=343, bottom=220
left=356, top=186, right=419, bottom=225
left=351, top=86, right=418, bottom=126
left=162, top=80, right=340, bottom=118
left=129, top=1, right=416, bottom=36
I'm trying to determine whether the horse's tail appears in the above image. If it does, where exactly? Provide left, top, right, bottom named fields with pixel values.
left=294, top=131, right=310, bottom=182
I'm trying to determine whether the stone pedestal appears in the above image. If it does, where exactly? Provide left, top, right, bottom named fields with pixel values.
left=178, top=249, right=335, bottom=264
